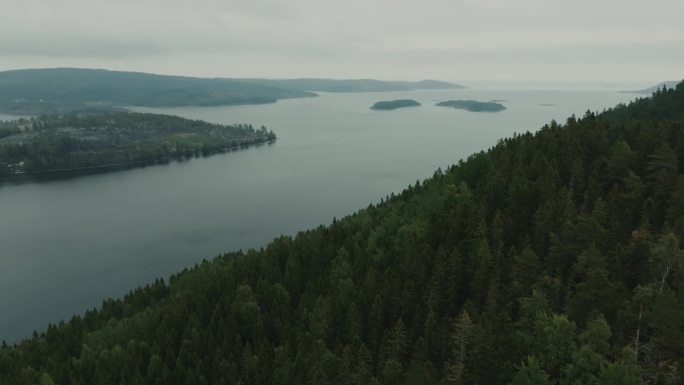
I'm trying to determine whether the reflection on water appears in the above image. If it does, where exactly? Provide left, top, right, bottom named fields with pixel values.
left=1, top=143, right=276, bottom=187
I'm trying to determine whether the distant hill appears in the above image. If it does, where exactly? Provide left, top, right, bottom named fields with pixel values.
left=388, top=80, right=466, bottom=89
left=243, top=78, right=466, bottom=92
left=621, top=80, right=681, bottom=94
left=0, top=68, right=316, bottom=114
left=0, top=68, right=467, bottom=114
left=244, top=78, right=408, bottom=92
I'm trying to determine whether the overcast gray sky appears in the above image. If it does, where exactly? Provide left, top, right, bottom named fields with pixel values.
left=2, top=0, right=683, bottom=82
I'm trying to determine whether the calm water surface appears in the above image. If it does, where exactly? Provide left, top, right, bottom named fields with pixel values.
left=0, top=87, right=638, bottom=342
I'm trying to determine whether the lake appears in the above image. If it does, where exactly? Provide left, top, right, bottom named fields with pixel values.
left=0, top=86, right=638, bottom=343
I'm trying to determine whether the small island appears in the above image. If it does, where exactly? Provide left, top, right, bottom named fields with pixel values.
left=0, top=112, right=275, bottom=176
left=371, top=99, right=421, bottom=111
left=436, top=100, right=506, bottom=112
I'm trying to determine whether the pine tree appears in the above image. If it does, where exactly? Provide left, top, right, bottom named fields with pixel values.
left=443, top=310, right=474, bottom=385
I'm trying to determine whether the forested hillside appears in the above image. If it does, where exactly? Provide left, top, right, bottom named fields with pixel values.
left=1, top=82, right=683, bottom=385
left=0, top=68, right=315, bottom=115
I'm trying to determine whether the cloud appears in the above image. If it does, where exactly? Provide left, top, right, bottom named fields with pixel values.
left=0, top=0, right=682, bottom=80
left=357, top=27, right=684, bottom=53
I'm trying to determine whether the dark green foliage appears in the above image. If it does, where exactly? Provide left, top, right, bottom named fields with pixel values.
left=510, top=357, right=552, bottom=385
left=2, top=81, right=684, bottom=385
left=436, top=99, right=506, bottom=112
left=370, top=99, right=421, bottom=111
left=0, top=112, right=275, bottom=175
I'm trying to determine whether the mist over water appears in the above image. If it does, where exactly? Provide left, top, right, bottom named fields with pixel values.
left=0, top=86, right=637, bottom=342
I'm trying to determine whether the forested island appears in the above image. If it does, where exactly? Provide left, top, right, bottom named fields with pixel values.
left=370, top=99, right=421, bottom=110
left=0, top=112, right=275, bottom=175
left=1, top=82, right=684, bottom=385
left=437, top=99, right=506, bottom=112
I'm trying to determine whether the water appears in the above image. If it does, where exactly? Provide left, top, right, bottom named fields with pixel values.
left=0, top=86, right=637, bottom=343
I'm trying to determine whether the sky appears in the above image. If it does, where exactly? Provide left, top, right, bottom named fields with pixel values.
left=2, top=0, right=683, bottom=83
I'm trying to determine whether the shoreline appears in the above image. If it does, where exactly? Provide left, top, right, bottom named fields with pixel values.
left=7, top=138, right=278, bottom=176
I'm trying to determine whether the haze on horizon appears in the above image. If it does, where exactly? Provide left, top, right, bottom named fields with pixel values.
left=2, top=0, right=682, bottom=84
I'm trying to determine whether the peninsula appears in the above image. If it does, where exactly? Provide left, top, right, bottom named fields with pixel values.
left=436, top=99, right=506, bottom=112
left=370, top=99, right=421, bottom=110
left=0, top=112, right=275, bottom=176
